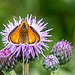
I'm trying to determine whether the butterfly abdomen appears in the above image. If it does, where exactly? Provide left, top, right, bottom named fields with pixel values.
left=19, top=24, right=28, bottom=44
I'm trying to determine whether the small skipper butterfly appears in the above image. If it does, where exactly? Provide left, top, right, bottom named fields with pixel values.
left=8, top=19, right=40, bottom=45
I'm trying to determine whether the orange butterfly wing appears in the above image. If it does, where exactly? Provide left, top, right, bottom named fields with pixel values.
left=28, top=25, right=36, bottom=44
left=30, top=26, right=40, bottom=43
left=8, top=25, right=20, bottom=44
left=8, top=23, right=40, bottom=45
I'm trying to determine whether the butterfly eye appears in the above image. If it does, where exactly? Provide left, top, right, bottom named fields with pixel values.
left=21, top=21, right=22, bottom=23
left=25, top=19, right=27, bottom=23
left=21, top=17, right=25, bottom=23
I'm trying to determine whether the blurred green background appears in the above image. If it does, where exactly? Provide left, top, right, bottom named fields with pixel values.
left=0, top=0, right=75, bottom=75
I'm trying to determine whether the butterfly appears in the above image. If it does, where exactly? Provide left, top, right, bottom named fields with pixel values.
left=8, top=19, right=41, bottom=45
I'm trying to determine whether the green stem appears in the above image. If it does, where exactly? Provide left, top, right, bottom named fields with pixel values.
left=22, top=63, right=29, bottom=75
left=51, top=70, right=58, bottom=75
left=51, top=71, right=55, bottom=75
left=2, top=70, right=8, bottom=75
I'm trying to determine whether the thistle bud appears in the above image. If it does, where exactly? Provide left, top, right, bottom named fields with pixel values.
left=42, top=54, right=59, bottom=71
left=51, top=40, right=72, bottom=65
left=0, top=48, right=18, bottom=72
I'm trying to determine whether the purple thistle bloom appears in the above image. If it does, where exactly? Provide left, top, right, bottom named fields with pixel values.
left=0, top=48, right=18, bottom=71
left=51, top=40, right=72, bottom=65
left=42, top=54, right=59, bottom=71
left=0, top=14, right=52, bottom=63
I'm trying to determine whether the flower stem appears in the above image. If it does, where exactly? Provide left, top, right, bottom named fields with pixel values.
left=51, top=70, right=57, bottom=75
left=2, top=70, right=8, bottom=75
left=22, top=63, right=29, bottom=75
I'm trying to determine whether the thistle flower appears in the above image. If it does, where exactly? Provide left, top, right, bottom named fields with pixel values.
left=51, top=40, right=72, bottom=65
left=0, top=14, right=52, bottom=63
left=42, top=54, right=59, bottom=71
left=0, top=48, right=18, bottom=71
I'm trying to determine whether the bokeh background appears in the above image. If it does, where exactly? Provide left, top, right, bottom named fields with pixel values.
left=0, top=0, right=75, bottom=75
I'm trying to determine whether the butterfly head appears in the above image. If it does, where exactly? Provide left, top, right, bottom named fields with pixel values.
left=20, top=19, right=29, bottom=30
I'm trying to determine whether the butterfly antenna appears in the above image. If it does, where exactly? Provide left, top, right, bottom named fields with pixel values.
left=12, top=15, right=18, bottom=19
